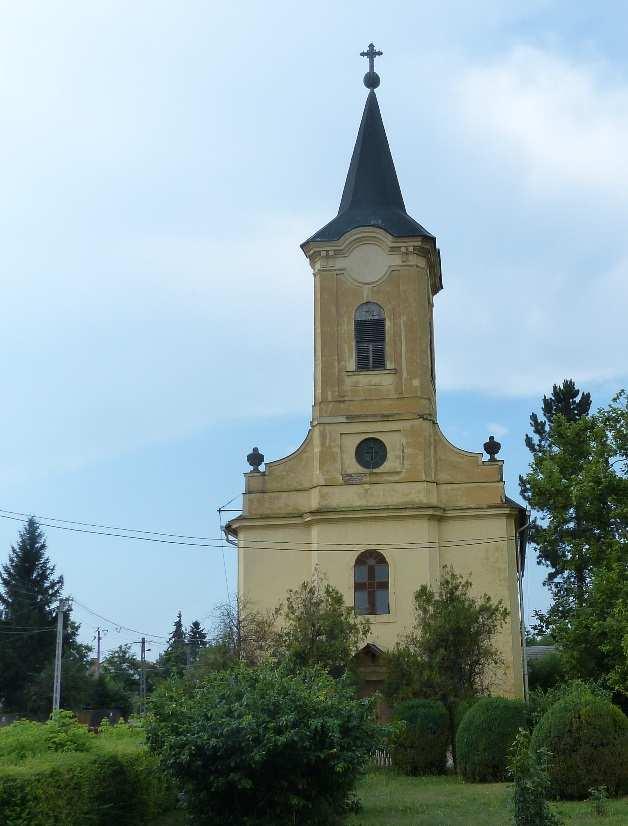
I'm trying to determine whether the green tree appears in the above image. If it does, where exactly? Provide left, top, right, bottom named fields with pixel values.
left=23, top=643, right=93, bottom=716
left=0, top=518, right=86, bottom=713
left=384, top=566, right=508, bottom=710
left=277, top=568, right=370, bottom=678
left=211, top=596, right=279, bottom=667
left=159, top=611, right=188, bottom=678
left=186, top=620, right=208, bottom=663
left=521, top=389, right=627, bottom=695
left=101, top=644, right=141, bottom=695
left=520, top=379, right=595, bottom=610
left=84, top=673, right=133, bottom=716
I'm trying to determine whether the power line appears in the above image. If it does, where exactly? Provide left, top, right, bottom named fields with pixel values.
left=0, top=507, right=215, bottom=542
left=71, top=599, right=168, bottom=640
left=0, top=512, right=517, bottom=553
left=0, top=505, right=523, bottom=550
left=0, top=627, right=56, bottom=635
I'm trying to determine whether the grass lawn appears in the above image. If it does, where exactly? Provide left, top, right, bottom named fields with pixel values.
left=346, top=772, right=628, bottom=826
left=151, top=772, right=628, bottom=825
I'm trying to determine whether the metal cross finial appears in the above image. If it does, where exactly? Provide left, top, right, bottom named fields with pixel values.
left=360, top=42, right=383, bottom=89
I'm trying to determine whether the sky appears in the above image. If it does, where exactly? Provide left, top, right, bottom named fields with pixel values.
left=1, top=1, right=626, bottom=656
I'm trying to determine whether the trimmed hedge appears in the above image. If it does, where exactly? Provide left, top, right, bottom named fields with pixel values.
left=452, top=697, right=480, bottom=736
left=390, top=699, right=450, bottom=775
left=456, top=697, right=528, bottom=782
left=530, top=690, right=628, bottom=799
left=0, top=740, right=176, bottom=825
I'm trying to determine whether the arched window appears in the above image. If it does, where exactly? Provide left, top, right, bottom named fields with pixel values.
left=354, top=302, right=385, bottom=370
left=354, top=551, right=389, bottom=615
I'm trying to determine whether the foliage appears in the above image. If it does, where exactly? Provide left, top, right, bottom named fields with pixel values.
left=530, top=685, right=628, bottom=799
left=210, top=595, right=279, bottom=667
left=84, top=673, right=133, bottom=716
left=527, top=680, right=612, bottom=727
left=102, top=644, right=141, bottom=694
left=158, top=610, right=188, bottom=678
left=452, top=696, right=480, bottom=735
left=389, top=699, right=449, bottom=775
left=277, top=568, right=370, bottom=678
left=384, top=566, right=508, bottom=707
left=0, top=738, right=176, bottom=825
left=146, top=662, right=378, bottom=826
left=0, top=518, right=88, bottom=713
left=186, top=620, right=207, bottom=662
left=456, top=697, right=529, bottom=782
left=554, top=552, right=628, bottom=699
left=0, top=712, right=92, bottom=763
left=508, top=728, right=561, bottom=826
left=528, top=652, right=566, bottom=691
left=520, top=385, right=627, bottom=698
left=588, top=786, right=609, bottom=818
left=22, top=646, right=93, bottom=717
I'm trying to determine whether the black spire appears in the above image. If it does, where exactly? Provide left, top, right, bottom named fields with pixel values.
left=303, top=55, right=433, bottom=245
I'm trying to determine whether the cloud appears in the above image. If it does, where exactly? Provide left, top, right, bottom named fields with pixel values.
left=487, top=422, right=509, bottom=438
left=429, top=46, right=628, bottom=397
left=457, top=46, right=628, bottom=199
left=437, top=253, right=628, bottom=396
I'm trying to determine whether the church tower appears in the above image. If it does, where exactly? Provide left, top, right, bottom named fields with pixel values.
left=227, top=46, right=526, bottom=698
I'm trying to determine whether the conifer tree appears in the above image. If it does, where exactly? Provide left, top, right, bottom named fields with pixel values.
left=519, top=379, right=594, bottom=611
left=187, top=620, right=208, bottom=662
left=522, top=379, right=591, bottom=457
left=160, top=610, right=188, bottom=677
left=0, top=517, right=82, bottom=711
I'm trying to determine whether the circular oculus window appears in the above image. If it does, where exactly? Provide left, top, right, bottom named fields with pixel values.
left=355, top=437, right=387, bottom=470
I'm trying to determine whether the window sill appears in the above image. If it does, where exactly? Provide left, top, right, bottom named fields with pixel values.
left=345, top=368, right=396, bottom=375
left=356, top=613, right=397, bottom=624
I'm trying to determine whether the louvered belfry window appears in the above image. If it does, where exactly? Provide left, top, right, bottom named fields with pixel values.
left=355, top=302, right=385, bottom=370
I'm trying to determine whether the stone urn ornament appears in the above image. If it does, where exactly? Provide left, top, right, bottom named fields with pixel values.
left=483, top=435, right=501, bottom=462
left=247, top=446, right=264, bottom=472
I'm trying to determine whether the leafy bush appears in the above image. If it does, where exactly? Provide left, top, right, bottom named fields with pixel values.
left=528, top=679, right=611, bottom=726
left=527, top=652, right=566, bottom=692
left=0, top=712, right=92, bottom=762
left=0, top=739, right=176, bottom=825
left=530, top=686, right=628, bottom=799
left=146, top=662, right=378, bottom=826
left=456, top=696, right=528, bottom=782
left=508, top=728, right=560, bottom=826
left=452, top=697, right=479, bottom=736
left=390, top=699, right=449, bottom=775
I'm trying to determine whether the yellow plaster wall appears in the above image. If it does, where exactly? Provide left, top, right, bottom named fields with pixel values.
left=231, top=229, right=525, bottom=699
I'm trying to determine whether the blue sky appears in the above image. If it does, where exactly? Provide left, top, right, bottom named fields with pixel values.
left=1, top=1, right=626, bottom=655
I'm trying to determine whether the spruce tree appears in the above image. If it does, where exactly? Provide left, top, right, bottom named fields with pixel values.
left=160, top=610, right=188, bottom=677
left=187, top=620, right=208, bottom=662
left=0, top=518, right=66, bottom=710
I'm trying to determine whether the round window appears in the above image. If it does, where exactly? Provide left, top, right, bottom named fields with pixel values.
left=355, top=437, right=387, bottom=470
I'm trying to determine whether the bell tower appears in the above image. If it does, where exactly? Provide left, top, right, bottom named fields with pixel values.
left=227, top=45, right=526, bottom=700
left=301, top=81, right=442, bottom=426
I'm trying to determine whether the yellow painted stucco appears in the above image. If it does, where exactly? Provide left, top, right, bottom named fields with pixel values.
left=229, top=227, right=525, bottom=698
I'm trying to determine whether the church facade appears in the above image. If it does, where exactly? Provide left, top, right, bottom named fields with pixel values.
left=227, top=51, right=526, bottom=698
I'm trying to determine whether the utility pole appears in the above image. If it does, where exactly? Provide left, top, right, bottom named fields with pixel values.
left=132, top=637, right=150, bottom=714
left=94, top=627, right=108, bottom=677
left=52, top=598, right=71, bottom=713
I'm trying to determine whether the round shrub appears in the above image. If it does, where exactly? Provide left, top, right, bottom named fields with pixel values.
left=390, top=699, right=449, bottom=775
left=456, top=696, right=528, bottom=782
left=452, top=697, right=479, bottom=736
left=530, top=689, right=628, bottom=799
left=146, top=663, right=378, bottom=826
